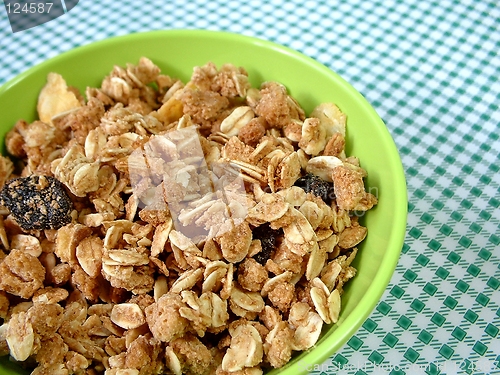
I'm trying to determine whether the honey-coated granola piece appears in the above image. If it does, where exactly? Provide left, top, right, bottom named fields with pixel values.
left=0, top=249, right=45, bottom=299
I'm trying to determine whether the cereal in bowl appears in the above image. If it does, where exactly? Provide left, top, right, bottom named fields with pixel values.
left=0, top=57, right=377, bottom=374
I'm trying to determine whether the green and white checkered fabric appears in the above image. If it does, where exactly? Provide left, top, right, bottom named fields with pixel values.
left=1, top=0, right=499, bottom=374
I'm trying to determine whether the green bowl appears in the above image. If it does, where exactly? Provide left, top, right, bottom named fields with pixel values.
left=0, top=29, right=407, bottom=374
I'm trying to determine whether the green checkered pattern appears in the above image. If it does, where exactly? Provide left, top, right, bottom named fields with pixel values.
left=1, top=0, right=499, bottom=374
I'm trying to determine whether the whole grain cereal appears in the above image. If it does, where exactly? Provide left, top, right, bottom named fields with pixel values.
left=0, top=58, right=377, bottom=375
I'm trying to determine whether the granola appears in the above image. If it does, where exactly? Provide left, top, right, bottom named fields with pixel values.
left=0, top=58, right=377, bottom=374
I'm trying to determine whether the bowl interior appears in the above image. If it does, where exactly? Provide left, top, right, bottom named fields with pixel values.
left=0, top=30, right=407, bottom=374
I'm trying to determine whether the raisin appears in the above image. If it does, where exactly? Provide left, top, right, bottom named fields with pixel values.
left=0, top=175, right=73, bottom=230
left=253, top=246, right=272, bottom=266
left=252, top=223, right=282, bottom=265
left=294, top=173, right=335, bottom=203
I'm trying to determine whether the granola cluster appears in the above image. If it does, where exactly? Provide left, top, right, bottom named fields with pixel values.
left=0, top=57, right=377, bottom=375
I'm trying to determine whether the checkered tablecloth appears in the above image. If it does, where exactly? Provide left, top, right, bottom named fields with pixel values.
left=1, top=1, right=499, bottom=374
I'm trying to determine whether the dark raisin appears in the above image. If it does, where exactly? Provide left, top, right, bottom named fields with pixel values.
left=252, top=223, right=282, bottom=265
left=0, top=175, right=73, bottom=230
left=253, top=246, right=272, bottom=266
left=294, top=173, right=335, bottom=203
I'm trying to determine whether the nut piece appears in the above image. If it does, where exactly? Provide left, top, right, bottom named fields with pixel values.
left=338, top=224, right=368, bottom=249
left=299, top=118, right=326, bottom=156
left=150, top=219, right=173, bottom=256
left=275, top=152, right=301, bottom=191
left=310, top=284, right=331, bottom=324
left=230, top=284, right=265, bottom=315
left=55, top=223, right=93, bottom=266
left=282, top=208, right=316, bottom=246
left=306, top=243, right=327, bottom=281
left=52, top=145, right=101, bottom=197
left=10, top=234, right=42, bottom=257
left=328, top=288, right=341, bottom=324
left=289, top=303, right=323, bottom=351
left=5, top=312, right=34, bottom=361
left=310, top=102, right=346, bottom=139
left=37, top=72, right=82, bottom=124
left=222, top=323, right=263, bottom=372
left=306, top=156, right=343, bottom=182
left=220, top=106, right=255, bottom=137
left=247, top=193, right=290, bottom=226
left=110, top=303, right=146, bottom=330
left=32, top=287, right=69, bottom=305
left=323, top=132, right=345, bottom=158
left=170, top=269, right=204, bottom=294
left=76, top=236, right=103, bottom=278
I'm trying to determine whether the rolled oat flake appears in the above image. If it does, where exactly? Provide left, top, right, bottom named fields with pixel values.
left=0, top=175, right=73, bottom=230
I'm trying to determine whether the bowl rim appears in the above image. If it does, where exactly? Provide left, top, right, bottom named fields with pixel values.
left=0, top=29, right=408, bottom=375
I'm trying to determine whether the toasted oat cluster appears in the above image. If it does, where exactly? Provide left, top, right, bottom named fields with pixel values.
left=0, top=58, right=377, bottom=375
